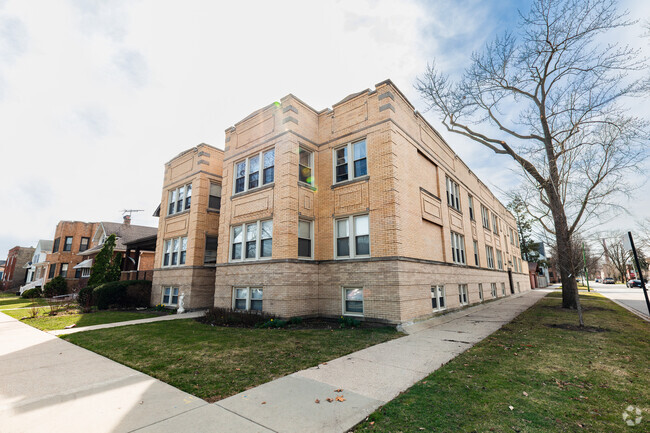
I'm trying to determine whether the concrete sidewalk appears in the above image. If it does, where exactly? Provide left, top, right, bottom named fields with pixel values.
left=1, top=289, right=548, bottom=433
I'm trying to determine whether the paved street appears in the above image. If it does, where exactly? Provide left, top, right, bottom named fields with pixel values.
left=591, top=281, right=650, bottom=320
left=1, top=289, right=548, bottom=433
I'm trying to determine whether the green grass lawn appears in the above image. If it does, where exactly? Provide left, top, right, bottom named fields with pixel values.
left=355, top=293, right=649, bottom=433
left=0, top=295, right=47, bottom=310
left=62, top=320, right=401, bottom=402
left=2, top=309, right=162, bottom=331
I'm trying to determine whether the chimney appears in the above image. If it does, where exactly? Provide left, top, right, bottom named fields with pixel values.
left=123, top=215, right=131, bottom=225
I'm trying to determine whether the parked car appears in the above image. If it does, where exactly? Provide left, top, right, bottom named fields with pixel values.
left=627, top=279, right=645, bottom=288
left=603, top=277, right=615, bottom=284
left=594, top=278, right=600, bottom=283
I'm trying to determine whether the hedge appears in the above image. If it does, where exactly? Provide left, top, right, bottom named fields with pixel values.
left=93, top=280, right=152, bottom=310
left=21, top=288, right=42, bottom=299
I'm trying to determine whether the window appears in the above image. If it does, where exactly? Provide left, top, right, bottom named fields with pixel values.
left=491, top=283, right=497, bottom=298
left=204, top=235, right=218, bottom=264
left=509, top=227, right=515, bottom=245
left=233, top=287, right=263, bottom=311
left=298, top=220, right=313, bottom=258
left=79, top=237, right=90, bottom=252
left=478, top=283, right=484, bottom=301
left=496, top=250, right=503, bottom=270
left=481, top=205, right=490, bottom=230
left=486, top=246, right=495, bottom=269
left=431, top=285, right=446, bottom=311
left=82, top=268, right=91, bottom=278
left=60, top=263, right=68, bottom=278
left=501, top=282, right=506, bottom=296
left=63, top=236, right=73, bottom=252
left=234, top=149, right=275, bottom=194
left=299, top=148, right=314, bottom=185
left=209, top=183, right=221, bottom=210
left=343, top=288, right=363, bottom=315
left=513, top=257, right=519, bottom=273
left=168, top=183, right=192, bottom=215
left=334, top=140, right=367, bottom=183
left=48, top=264, right=55, bottom=279
left=446, top=177, right=461, bottom=211
left=53, top=238, right=60, bottom=253
left=230, top=220, right=272, bottom=261
left=517, top=282, right=521, bottom=293
left=335, top=214, right=370, bottom=258
left=492, top=214, right=499, bottom=235
left=75, top=268, right=82, bottom=279
left=458, top=284, right=469, bottom=306
left=450, top=232, right=466, bottom=264
left=162, top=236, right=187, bottom=267
left=162, top=287, right=179, bottom=306
left=468, top=195, right=475, bottom=221
left=473, top=240, right=480, bottom=266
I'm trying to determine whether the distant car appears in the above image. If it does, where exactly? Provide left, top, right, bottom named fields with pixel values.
left=595, top=278, right=600, bottom=283
left=603, top=278, right=615, bottom=284
left=627, top=279, right=645, bottom=288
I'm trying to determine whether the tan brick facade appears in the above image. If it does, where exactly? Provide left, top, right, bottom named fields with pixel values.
left=210, top=80, right=531, bottom=324
left=151, top=144, right=223, bottom=309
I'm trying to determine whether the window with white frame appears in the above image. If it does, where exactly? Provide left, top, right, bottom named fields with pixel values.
left=298, top=220, right=313, bottom=258
left=230, top=220, right=272, bottom=261
left=473, top=240, right=480, bottom=266
left=162, top=287, right=179, bottom=306
left=334, top=140, right=367, bottom=183
left=335, top=214, right=369, bottom=258
left=509, top=227, right=515, bottom=245
left=481, top=205, right=490, bottom=230
left=491, top=282, right=497, bottom=298
left=496, top=249, right=503, bottom=270
left=233, top=287, right=263, bottom=311
left=492, top=214, right=499, bottom=235
left=513, top=257, right=519, bottom=272
left=486, top=246, right=495, bottom=269
left=478, top=283, right=484, bottom=301
left=458, top=284, right=469, bottom=305
left=234, top=149, right=275, bottom=194
left=60, top=263, right=68, bottom=278
left=162, top=236, right=187, bottom=267
left=81, top=267, right=91, bottom=277
left=468, top=195, right=475, bottom=221
left=501, top=282, right=506, bottom=296
left=450, top=231, right=466, bottom=264
left=168, top=183, right=192, bottom=216
left=446, top=177, right=461, bottom=211
left=299, top=148, right=314, bottom=185
left=209, top=183, right=221, bottom=210
left=431, top=285, right=446, bottom=311
left=63, top=236, right=73, bottom=252
left=343, top=287, right=363, bottom=315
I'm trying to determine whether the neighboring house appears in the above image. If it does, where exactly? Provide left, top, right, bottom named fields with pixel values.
left=76, top=217, right=158, bottom=287
left=19, top=239, right=53, bottom=294
left=0, top=260, right=5, bottom=281
left=45, top=221, right=99, bottom=289
left=152, top=144, right=223, bottom=309
left=152, top=80, right=530, bottom=324
left=2, top=246, right=35, bottom=292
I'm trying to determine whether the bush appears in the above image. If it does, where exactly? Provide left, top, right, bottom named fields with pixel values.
left=43, top=275, right=67, bottom=298
left=256, top=318, right=288, bottom=329
left=199, top=307, right=276, bottom=327
left=77, top=286, right=95, bottom=312
left=21, top=288, right=42, bottom=299
left=93, top=280, right=152, bottom=310
left=339, top=316, right=361, bottom=328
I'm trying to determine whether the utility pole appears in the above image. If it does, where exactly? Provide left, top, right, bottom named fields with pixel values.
left=582, top=242, right=590, bottom=292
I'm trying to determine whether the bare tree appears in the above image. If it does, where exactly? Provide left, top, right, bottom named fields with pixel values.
left=602, top=236, right=630, bottom=282
left=416, top=0, right=649, bottom=319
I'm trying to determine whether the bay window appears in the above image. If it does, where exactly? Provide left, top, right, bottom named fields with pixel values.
left=168, top=183, right=192, bottom=216
left=162, top=236, right=188, bottom=267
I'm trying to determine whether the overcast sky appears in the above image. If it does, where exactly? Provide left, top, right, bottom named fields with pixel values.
left=1, top=0, right=648, bottom=259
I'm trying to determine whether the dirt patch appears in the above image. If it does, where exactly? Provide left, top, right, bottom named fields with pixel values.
left=546, top=323, right=609, bottom=332
left=541, top=304, right=610, bottom=312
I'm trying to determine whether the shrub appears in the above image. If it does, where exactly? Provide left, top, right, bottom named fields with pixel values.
left=199, top=307, right=276, bottom=327
left=43, top=275, right=67, bottom=298
left=77, top=286, right=94, bottom=312
left=256, top=318, right=288, bottom=329
left=339, top=316, right=361, bottom=328
left=93, top=280, right=152, bottom=310
left=21, top=288, right=42, bottom=299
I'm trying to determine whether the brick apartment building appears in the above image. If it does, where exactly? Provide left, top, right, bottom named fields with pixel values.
left=1, top=246, right=35, bottom=291
left=45, top=221, right=99, bottom=288
left=153, top=80, right=530, bottom=324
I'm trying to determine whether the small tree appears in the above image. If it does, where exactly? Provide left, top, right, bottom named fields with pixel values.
left=603, top=236, right=630, bottom=282
left=43, top=275, right=67, bottom=297
left=87, top=234, right=122, bottom=289
left=508, top=197, right=540, bottom=263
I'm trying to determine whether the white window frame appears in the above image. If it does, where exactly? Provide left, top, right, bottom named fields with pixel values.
left=431, top=285, right=446, bottom=311
left=478, top=283, right=484, bottom=301
left=335, top=214, right=370, bottom=259
left=342, top=287, right=364, bottom=316
left=168, top=183, right=192, bottom=216
left=81, top=267, right=91, bottom=278
left=496, top=249, right=503, bottom=270
left=481, top=204, right=490, bottom=230
left=491, top=282, right=497, bottom=298
left=232, top=286, right=263, bottom=311
left=458, top=284, right=469, bottom=306
left=333, top=139, right=367, bottom=184
left=450, top=231, right=466, bottom=264
left=229, top=220, right=273, bottom=262
left=162, top=287, right=179, bottom=306
left=486, top=246, right=495, bottom=269
left=492, top=214, right=499, bottom=235
left=233, top=148, right=275, bottom=194
left=473, top=240, right=480, bottom=266
left=162, top=236, right=187, bottom=267
left=299, top=147, right=314, bottom=185
left=298, top=219, right=314, bottom=259
left=446, top=176, right=461, bottom=211
left=468, top=195, right=475, bottom=221
left=60, top=263, right=68, bottom=278
left=208, top=182, right=222, bottom=210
